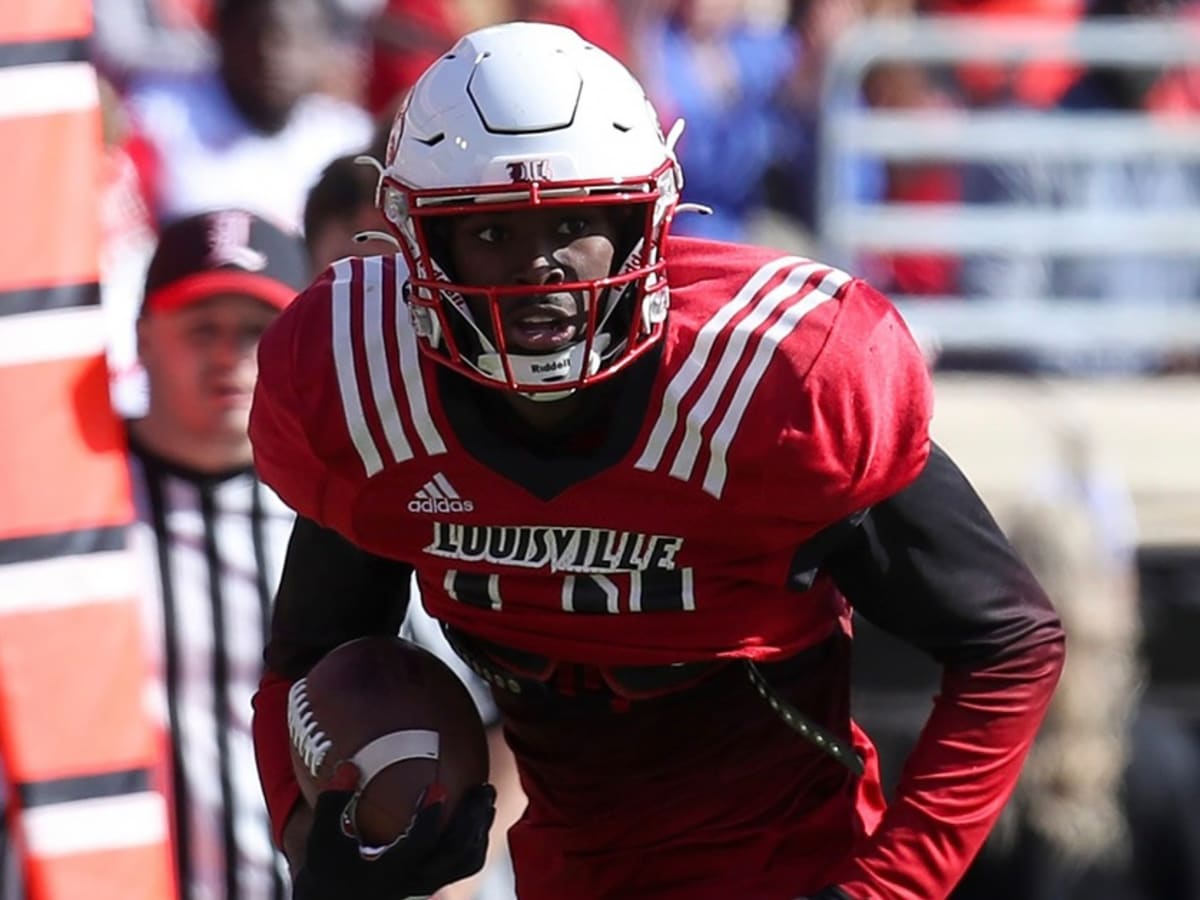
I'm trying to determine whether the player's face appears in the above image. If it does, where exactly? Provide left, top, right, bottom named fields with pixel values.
left=446, top=205, right=624, bottom=354
left=220, top=0, right=324, bottom=129
left=138, top=293, right=278, bottom=441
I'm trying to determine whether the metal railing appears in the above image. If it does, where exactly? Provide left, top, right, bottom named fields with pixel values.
left=817, top=16, right=1200, bottom=367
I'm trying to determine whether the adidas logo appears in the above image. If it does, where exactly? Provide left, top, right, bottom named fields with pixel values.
left=408, top=472, right=475, bottom=514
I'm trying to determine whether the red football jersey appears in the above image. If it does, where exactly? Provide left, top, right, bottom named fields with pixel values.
left=250, top=236, right=936, bottom=898
left=251, top=237, right=932, bottom=665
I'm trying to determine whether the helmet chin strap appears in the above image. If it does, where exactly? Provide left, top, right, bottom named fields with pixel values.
left=476, top=334, right=611, bottom=402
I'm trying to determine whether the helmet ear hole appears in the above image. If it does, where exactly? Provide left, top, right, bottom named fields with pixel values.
left=609, top=207, right=644, bottom=275
left=422, top=219, right=457, bottom=282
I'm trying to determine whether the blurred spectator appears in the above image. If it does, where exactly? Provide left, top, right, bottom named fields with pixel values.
left=1049, top=0, right=1200, bottom=303
left=635, top=0, right=797, bottom=242
left=302, top=155, right=397, bottom=266
left=364, top=0, right=482, bottom=117
left=1032, top=410, right=1140, bottom=570
left=923, top=0, right=1085, bottom=109
left=769, top=0, right=885, bottom=240
left=305, top=0, right=383, bottom=107
left=128, top=210, right=311, bottom=899
left=99, top=75, right=160, bottom=417
left=958, top=0, right=1200, bottom=313
left=952, top=475, right=1200, bottom=899
left=858, top=60, right=963, bottom=295
left=1141, top=0, right=1200, bottom=115
left=93, top=0, right=217, bottom=86
left=365, top=0, right=629, bottom=118
left=1051, top=0, right=1200, bottom=307
left=124, top=0, right=373, bottom=228
left=510, top=0, right=630, bottom=61
left=301, top=161, right=527, bottom=900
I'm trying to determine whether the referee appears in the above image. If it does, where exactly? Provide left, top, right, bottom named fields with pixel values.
left=126, top=210, right=309, bottom=900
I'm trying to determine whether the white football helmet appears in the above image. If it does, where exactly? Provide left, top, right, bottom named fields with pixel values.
left=376, top=21, right=683, bottom=399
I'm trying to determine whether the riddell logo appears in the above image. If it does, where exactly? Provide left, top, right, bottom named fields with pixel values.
left=408, top=473, right=475, bottom=514
left=531, top=358, right=569, bottom=374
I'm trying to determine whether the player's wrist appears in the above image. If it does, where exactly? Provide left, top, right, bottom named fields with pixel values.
left=281, top=799, right=314, bottom=874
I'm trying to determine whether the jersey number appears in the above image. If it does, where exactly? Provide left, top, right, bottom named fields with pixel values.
left=444, top=569, right=697, bottom=614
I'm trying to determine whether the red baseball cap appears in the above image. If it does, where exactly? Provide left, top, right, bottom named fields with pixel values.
left=141, top=209, right=310, bottom=317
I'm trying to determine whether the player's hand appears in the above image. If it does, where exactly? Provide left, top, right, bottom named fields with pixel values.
left=291, top=765, right=497, bottom=900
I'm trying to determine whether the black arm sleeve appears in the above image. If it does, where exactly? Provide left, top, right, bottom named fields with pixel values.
left=819, top=444, right=1065, bottom=898
left=264, top=516, right=415, bottom=679
left=826, top=442, right=1059, bottom=666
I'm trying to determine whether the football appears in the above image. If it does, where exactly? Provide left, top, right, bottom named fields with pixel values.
left=287, top=634, right=490, bottom=846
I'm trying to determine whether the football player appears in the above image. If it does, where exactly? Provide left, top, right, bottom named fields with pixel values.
left=249, top=22, right=1065, bottom=900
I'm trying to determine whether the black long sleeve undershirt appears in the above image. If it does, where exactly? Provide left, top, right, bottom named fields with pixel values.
left=827, top=442, right=1060, bottom=667
left=817, top=443, right=1066, bottom=899
left=264, top=517, right=413, bottom=679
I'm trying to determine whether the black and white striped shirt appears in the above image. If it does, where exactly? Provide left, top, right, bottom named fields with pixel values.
left=127, top=433, right=294, bottom=900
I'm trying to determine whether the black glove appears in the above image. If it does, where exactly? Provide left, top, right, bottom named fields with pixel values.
left=292, top=779, right=497, bottom=900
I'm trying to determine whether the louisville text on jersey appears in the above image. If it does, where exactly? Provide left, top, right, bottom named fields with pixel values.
left=424, top=522, right=684, bottom=574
